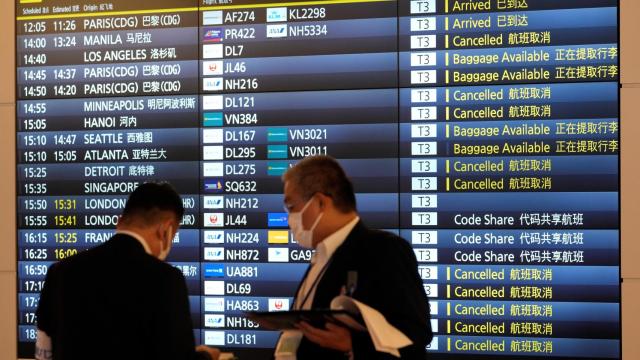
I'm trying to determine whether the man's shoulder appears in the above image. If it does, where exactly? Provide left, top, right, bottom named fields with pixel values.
left=346, top=224, right=413, bottom=261
left=49, top=239, right=107, bottom=273
left=51, top=234, right=179, bottom=277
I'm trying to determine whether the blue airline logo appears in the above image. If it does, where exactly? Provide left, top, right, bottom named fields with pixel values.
left=268, top=212, right=288, bottom=227
left=204, top=264, right=225, bottom=278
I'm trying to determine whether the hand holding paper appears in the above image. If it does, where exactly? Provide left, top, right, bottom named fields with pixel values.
left=330, top=296, right=413, bottom=357
left=296, top=321, right=352, bottom=352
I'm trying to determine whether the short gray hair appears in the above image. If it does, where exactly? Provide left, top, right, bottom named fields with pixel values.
left=283, top=156, right=356, bottom=213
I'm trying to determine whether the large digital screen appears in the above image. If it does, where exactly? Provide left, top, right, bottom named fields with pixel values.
left=15, top=0, right=620, bottom=359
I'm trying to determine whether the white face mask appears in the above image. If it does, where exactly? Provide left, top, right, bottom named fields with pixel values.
left=158, top=226, right=173, bottom=261
left=288, top=197, right=323, bottom=249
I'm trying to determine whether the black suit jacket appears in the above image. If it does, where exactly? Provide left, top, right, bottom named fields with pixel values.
left=296, top=221, right=433, bottom=359
left=36, top=234, right=206, bottom=360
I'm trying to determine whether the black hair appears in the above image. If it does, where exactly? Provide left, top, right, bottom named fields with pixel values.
left=121, top=182, right=184, bottom=225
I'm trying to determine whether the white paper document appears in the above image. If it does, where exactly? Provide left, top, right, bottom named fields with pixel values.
left=330, top=295, right=413, bottom=357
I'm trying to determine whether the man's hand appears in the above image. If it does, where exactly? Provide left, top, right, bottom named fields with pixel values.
left=196, top=345, right=221, bottom=360
left=296, top=321, right=352, bottom=352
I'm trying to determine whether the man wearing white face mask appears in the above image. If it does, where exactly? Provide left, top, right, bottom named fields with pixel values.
left=276, top=156, right=432, bottom=360
left=35, top=182, right=220, bottom=360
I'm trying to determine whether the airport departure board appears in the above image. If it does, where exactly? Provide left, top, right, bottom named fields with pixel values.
left=16, top=0, right=620, bottom=359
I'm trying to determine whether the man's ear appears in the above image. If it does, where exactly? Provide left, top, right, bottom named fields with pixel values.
left=317, top=193, right=332, bottom=210
left=161, top=219, right=173, bottom=237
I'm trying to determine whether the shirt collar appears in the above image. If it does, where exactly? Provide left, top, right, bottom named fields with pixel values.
left=314, top=216, right=359, bottom=263
left=116, top=230, right=152, bottom=255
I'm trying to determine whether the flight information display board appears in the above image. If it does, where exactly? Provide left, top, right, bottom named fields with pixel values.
left=15, top=0, right=619, bottom=359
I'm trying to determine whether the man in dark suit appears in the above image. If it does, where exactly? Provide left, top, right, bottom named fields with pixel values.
left=276, top=156, right=433, bottom=359
left=35, top=183, right=219, bottom=360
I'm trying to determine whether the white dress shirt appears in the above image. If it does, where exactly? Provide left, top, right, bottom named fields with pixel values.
left=295, top=216, right=359, bottom=310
